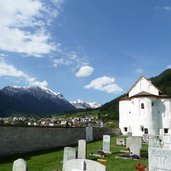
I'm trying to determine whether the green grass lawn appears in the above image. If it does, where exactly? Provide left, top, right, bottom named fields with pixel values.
left=0, top=136, right=148, bottom=171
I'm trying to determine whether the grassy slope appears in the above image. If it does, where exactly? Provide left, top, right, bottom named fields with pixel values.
left=0, top=136, right=148, bottom=171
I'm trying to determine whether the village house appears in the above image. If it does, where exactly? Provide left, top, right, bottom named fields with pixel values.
left=119, top=76, right=171, bottom=136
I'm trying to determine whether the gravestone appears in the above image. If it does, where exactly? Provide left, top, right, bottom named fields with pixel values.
left=64, top=159, right=106, bottom=171
left=12, top=158, right=27, bottom=171
left=126, top=136, right=142, bottom=156
left=163, top=135, right=171, bottom=143
left=148, top=135, right=171, bottom=171
left=127, top=132, right=132, bottom=136
left=149, top=147, right=171, bottom=171
left=116, top=138, right=125, bottom=146
left=63, top=147, right=76, bottom=171
left=78, top=139, right=86, bottom=159
left=86, top=124, right=93, bottom=142
left=129, top=144, right=141, bottom=156
left=142, top=134, right=149, bottom=143
left=162, top=135, right=171, bottom=149
left=126, top=136, right=142, bottom=148
left=148, top=135, right=162, bottom=148
left=102, top=135, right=111, bottom=153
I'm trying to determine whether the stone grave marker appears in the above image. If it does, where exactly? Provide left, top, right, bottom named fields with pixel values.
left=63, top=147, right=76, bottom=171
left=86, top=124, right=93, bottom=142
left=148, top=135, right=171, bottom=171
left=12, top=158, right=27, bottom=171
left=127, top=132, right=132, bottom=136
left=126, top=136, right=142, bottom=156
left=64, top=159, right=106, bottom=171
left=102, top=135, right=111, bottom=153
left=116, top=138, right=125, bottom=146
left=163, top=135, right=171, bottom=144
left=129, top=144, right=141, bottom=156
left=142, top=134, right=149, bottom=143
left=148, top=135, right=162, bottom=148
left=162, top=135, right=171, bottom=149
left=149, top=135, right=171, bottom=150
left=78, top=139, right=86, bottom=159
left=126, top=136, right=142, bottom=148
left=149, top=147, right=171, bottom=171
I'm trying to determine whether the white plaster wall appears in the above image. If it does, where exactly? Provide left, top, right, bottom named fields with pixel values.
left=130, top=98, right=143, bottom=136
left=120, top=76, right=171, bottom=136
left=119, top=97, right=161, bottom=136
left=119, top=100, right=131, bottom=135
left=145, top=98, right=159, bottom=135
left=129, top=77, right=159, bottom=97
left=131, top=98, right=158, bottom=136
left=160, top=99, right=171, bottom=133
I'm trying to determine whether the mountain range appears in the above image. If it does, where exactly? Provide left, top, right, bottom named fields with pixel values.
left=0, top=69, right=171, bottom=117
left=0, top=86, right=102, bottom=117
left=70, top=99, right=102, bottom=109
left=0, top=86, right=76, bottom=116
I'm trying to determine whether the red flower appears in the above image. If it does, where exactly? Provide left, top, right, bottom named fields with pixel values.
left=135, top=163, right=147, bottom=171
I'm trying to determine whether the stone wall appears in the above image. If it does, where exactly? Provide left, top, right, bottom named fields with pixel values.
left=93, top=127, right=121, bottom=140
left=0, top=126, right=121, bottom=156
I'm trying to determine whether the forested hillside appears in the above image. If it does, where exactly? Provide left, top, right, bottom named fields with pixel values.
left=97, top=69, right=171, bottom=120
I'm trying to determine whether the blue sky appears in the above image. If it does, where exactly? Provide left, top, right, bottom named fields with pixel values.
left=0, top=0, right=171, bottom=104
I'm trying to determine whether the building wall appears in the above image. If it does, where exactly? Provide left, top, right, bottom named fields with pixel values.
left=0, top=126, right=120, bottom=156
left=119, top=97, right=171, bottom=136
left=128, top=77, right=159, bottom=97
left=159, top=99, right=171, bottom=135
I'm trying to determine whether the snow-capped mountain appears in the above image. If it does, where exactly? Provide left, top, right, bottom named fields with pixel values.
left=70, top=99, right=102, bottom=109
left=88, top=102, right=102, bottom=108
left=2, top=86, right=64, bottom=100
left=1, top=86, right=76, bottom=115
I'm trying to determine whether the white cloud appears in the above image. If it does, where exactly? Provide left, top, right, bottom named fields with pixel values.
left=155, top=6, right=171, bottom=12
left=0, top=58, right=48, bottom=87
left=53, top=58, right=72, bottom=67
left=53, top=51, right=89, bottom=70
left=163, top=6, right=171, bottom=11
left=136, top=68, right=144, bottom=74
left=0, top=53, right=8, bottom=57
left=75, top=66, right=94, bottom=77
left=0, top=0, right=63, bottom=57
left=84, top=76, right=123, bottom=94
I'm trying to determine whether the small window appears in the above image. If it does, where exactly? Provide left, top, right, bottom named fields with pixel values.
left=164, top=128, right=169, bottom=134
left=144, top=128, right=148, bottom=134
left=124, top=127, right=128, bottom=132
left=140, top=125, right=144, bottom=132
left=152, top=101, right=156, bottom=107
left=141, top=103, right=144, bottom=109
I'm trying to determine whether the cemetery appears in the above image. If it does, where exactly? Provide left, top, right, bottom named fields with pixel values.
left=3, top=77, right=171, bottom=170
left=3, top=133, right=171, bottom=170
left=0, top=136, right=149, bottom=171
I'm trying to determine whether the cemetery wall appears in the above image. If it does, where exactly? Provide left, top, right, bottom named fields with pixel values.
left=93, top=127, right=121, bottom=140
left=0, top=126, right=120, bottom=156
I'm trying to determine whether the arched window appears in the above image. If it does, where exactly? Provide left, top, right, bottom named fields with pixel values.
left=140, top=125, right=144, bottom=132
left=144, top=128, right=148, bottom=134
left=141, top=103, right=144, bottom=109
left=124, top=127, right=128, bottom=132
